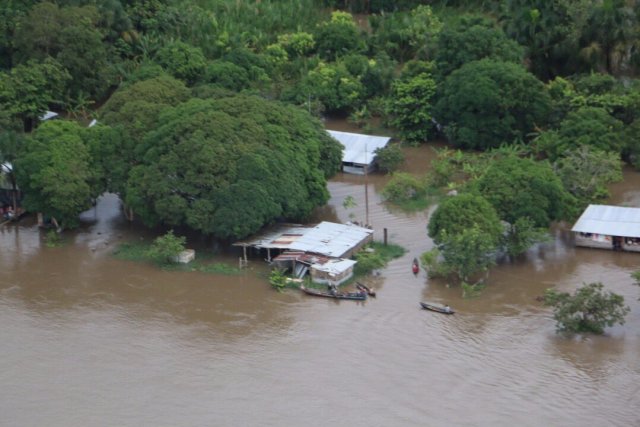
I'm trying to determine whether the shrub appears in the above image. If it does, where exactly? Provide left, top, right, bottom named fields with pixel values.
left=146, top=230, right=186, bottom=264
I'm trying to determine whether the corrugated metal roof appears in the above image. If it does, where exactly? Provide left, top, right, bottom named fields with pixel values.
left=571, top=204, right=640, bottom=238
left=233, top=221, right=373, bottom=258
left=327, top=130, right=391, bottom=166
left=290, top=221, right=373, bottom=257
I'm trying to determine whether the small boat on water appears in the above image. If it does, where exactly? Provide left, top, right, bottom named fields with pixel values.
left=356, top=282, right=376, bottom=297
left=420, top=302, right=455, bottom=314
left=300, top=285, right=367, bottom=301
left=412, top=258, right=420, bottom=275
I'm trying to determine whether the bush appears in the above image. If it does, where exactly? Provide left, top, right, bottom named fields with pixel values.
left=146, top=230, right=186, bottom=264
left=375, top=143, right=404, bottom=173
left=382, top=172, right=425, bottom=203
left=269, top=268, right=288, bottom=292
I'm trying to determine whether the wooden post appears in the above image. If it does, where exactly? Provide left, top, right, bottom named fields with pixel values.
left=384, top=228, right=388, bottom=245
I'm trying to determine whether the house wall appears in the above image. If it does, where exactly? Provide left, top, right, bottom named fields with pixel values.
left=574, top=233, right=640, bottom=252
left=575, top=233, right=613, bottom=249
left=623, top=237, right=640, bottom=252
left=310, top=265, right=354, bottom=286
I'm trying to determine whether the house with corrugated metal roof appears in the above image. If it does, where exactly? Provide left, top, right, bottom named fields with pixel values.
left=233, top=221, right=374, bottom=285
left=571, top=204, right=640, bottom=252
left=327, top=130, right=391, bottom=174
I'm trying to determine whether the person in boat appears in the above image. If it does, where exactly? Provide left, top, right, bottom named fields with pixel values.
left=444, top=304, right=451, bottom=313
left=328, top=283, right=338, bottom=296
left=412, top=258, right=419, bottom=276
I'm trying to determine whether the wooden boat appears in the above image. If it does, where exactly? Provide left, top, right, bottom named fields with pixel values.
left=356, top=282, right=376, bottom=297
left=300, top=285, right=367, bottom=301
left=420, top=302, right=455, bottom=314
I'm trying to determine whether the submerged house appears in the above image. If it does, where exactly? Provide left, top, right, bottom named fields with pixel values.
left=571, top=204, right=640, bottom=252
left=327, top=130, right=391, bottom=175
left=233, top=221, right=374, bottom=285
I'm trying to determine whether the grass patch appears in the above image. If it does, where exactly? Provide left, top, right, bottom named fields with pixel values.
left=354, top=241, right=406, bottom=276
left=112, top=242, right=240, bottom=275
left=112, top=242, right=149, bottom=262
left=44, top=230, right=64, bottom=248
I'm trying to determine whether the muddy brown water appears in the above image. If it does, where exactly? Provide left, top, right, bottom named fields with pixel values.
left=1, top=138, right=639, bottom=426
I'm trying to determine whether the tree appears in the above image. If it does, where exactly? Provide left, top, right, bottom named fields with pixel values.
left=500, top=0, right=575, bottom=79
left=544, top=282, right=629, bottom=334
left=13, top=2, right=117, bottom=100
left=428, top=193, right=502, bottom=247
left=155, top=41, right=206, bottom=85
left=14, top=121, right=101, bottom=229
left=435, top=15, right=524, bottom=78
left=434, top=59, right=551, bottom=150
left=435, top=225, right=498, bottom=284
left=552, top=107, right=626, bottom=158
left=299, top=61, right=365, bottom=114
left=369, top=5, right=442, bottom=62
left=386, top=61, right=437, bottom=144
left=502, top=217, right=550, bottom=258
left=124, top=95, right=342, bottom=239
left=374, top=143, right=404, bottom=173
left=578, top=0, right=636, bottom=75
left=98, top=75, right=191, bottom=196
left=554, top=145, right=622, bottom=206
left=473, top=156, right=573, bottom=228
left=314, top=11, right=364, bottom=61
left=0, top=58, right=70, bottom=131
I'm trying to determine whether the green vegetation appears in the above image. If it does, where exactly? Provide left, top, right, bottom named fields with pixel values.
left=269, top=268, right=289, bottom=292
left=147, top=230, right=186, bottom=265
left=113, top=240, right=240, bottom=274
left=434, top=59, right=551, bottom=150
left=543, top=283, right=629, bottom=334
left=2, top=1, right=640, bottom=309
left=44, top=229, right=63, bottom=248
left=354, top=242, right=405, bottom=276
left=381, top=172, right=434, bottom=212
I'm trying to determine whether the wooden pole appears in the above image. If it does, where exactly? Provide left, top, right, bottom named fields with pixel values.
left=364, top=143, right=369, bottom=227
left=384, top=228, right=388, bottom=245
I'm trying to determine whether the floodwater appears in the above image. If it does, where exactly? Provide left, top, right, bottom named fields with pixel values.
left=1, top=139, right=640, bottom=426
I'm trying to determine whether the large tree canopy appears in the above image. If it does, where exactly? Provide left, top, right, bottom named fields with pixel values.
left=428, top=192, right=502, bottom=246
left=98, top=75, right=191, bottom=195
left=435, top=15, right=523, bottom=79
left=472, top=156, right=573, bottom=227
left=14, top=121, right=101, bottom=229
left=434, top=59, right=551, bottom=150
left=124, top=95, right=342, bottom=239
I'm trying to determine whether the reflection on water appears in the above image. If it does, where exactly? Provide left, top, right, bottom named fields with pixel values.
left=1, top=145, right=640, bottom=426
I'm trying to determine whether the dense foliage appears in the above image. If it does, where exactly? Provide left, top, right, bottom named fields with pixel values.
left=435, top=59, right=551, bottom=150
left=3, top=0, right=640, bottom=242
left=124, top=95, right=342, bottom=239
left=14, top=121, right=102, bottom=229
left=544, top=282, right=629, bottom=334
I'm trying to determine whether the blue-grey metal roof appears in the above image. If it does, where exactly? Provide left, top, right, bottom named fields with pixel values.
left=571, top=204, right=640, bottom=238
left=327, top=130, right=391, bottom=166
